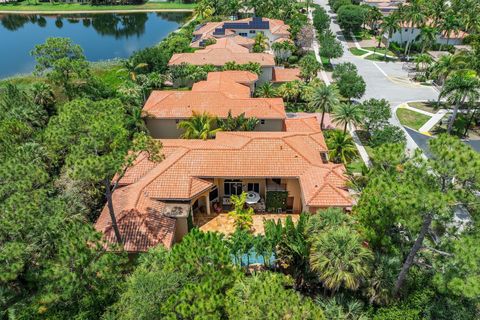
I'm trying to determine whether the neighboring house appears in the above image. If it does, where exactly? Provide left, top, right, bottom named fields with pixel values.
left=386, top=21, right=468, bottom=47
left=142, top=71, right=287, bottom=138
left=169, top=38, right=300, bottom=83
left=191, top=17, right=291, bottom=49
left=271, top=67, right=301, bottom=84
left=169, top=38, right=276, bottom=83
left=362, top=0, right=406, bottom=14
left=95, top=117, right=353, bottom=252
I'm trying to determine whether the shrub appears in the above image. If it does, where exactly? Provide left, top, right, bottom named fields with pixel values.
left=370, top=124, right=406, bottom=147
left=331, top=0, right=352, bottom=12
left=288, top=55, right=299, bottom=64
left=337, top=5, right=366, bottom=32
left=313, top=6, right=330, bottom=33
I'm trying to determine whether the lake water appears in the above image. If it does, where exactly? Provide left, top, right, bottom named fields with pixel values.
left=0, top=12, right=190, bottom=78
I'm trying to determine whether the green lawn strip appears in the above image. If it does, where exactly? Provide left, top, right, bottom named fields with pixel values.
left=349, top=48, right=369, bottom=56
left=407, top=101, right=441, bottom=114
left=365, top=54, right=396, bottom=62
left=319, top=55, right=333, bottom=71
left=362, top=46, right=396, bottom=56
left=396, top=108, right=431, bottom=130
left=0, top=2, right=194, bottom=12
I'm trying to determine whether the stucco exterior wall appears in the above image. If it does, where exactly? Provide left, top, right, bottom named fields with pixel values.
left=146, top=118, right=182, bottom=139
left=283, top=178, right=302, bottom=213
left=146, top=117, right=284, bottom=139
left=174, top=217, right=188, bottom=243
left=259, top=66, right=273, bottom=83
left=388, top=28, right=464, bottom=46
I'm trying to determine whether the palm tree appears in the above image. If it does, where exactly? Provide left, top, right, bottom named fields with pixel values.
left=255, top=82, right=277, bottom=98
left=120, top=59, right=148, bottom=82
left=194, top=0, right=215, bottom=19
left=418, top=26, right=438, bottom=53
left=31, top=82, right=55, bottom=111
left=439, top=73, right=480, bottom=133
left=414, top=53, right=433, bottom=72
left=310, top=227, right=373, bottom=292
left=332, top=103, right=363, bottom=134
left=308, top=83, right=340, bottom=129
left=252, top=32, right=269, bottom=53
left=379, top=14, right=399, bottom=54
left=403, top=4, right=426, bottom=56
left=277, top=80, right=303, bottom=103
left=326, top=131, right=357, bottom=164
left=430, top=53, right=466, bottom=85
left=438, top=12, right=460, bottom=50
left=428, top=0, right=448, bottom=27
left=177, top=111, right=222, bottom=140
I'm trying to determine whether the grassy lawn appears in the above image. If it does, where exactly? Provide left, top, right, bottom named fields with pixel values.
left=349, top=48, right=369, bottom=56
left=365, top=54, right=396, bottom=62
left=407, top=101, right=441, bottom=114
left=352, top=29, right=373, bottom=40
left=0, top=1, right=194, bottom=12
left=396, top=108, right=431, bottom=130
left=320, top=55, right=333, bottom=71
left=362, top=46, right=396, bottom=56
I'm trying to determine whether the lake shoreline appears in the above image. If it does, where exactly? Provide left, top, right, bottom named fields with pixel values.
left=0, top=8, right=193, bottom=14
left=0, top=2, right=194, bottom=14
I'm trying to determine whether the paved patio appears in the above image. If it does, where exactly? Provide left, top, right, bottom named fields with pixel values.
left=195, top=213, right=300, bottom=235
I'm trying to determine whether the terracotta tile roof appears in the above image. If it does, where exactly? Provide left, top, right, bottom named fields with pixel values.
left=143, top=91, right=285, bottom=119
left=169, top=40, right=275, bottom=67
left=143, top=70, right=284, bottom=120
left=206, top=70, right=258, bottom=83
left=205, top=37, right=250, bottom=53
left=192, top=18, right=290, bottom=48
left=95, top=122, right=354, bottom=252
left=272, top=67, right=301, bottom=83
left=191, top=70, right=257, bottom=99
left=285, top=115, right=321, bottom=132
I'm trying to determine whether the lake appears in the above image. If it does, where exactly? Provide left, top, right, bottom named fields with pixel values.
left=0, top=12, right=191, bottom=78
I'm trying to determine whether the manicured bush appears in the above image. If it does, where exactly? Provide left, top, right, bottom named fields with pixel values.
left=331, top=0, right=352, bottom=12
left=313, top=6, right=330, bottom=33
left=370, top=124, right=406, bottom=147
left=337, top=5, right=366, bottom=32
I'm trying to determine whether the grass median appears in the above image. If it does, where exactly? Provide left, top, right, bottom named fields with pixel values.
left=396, top=108, right=431, bottom=131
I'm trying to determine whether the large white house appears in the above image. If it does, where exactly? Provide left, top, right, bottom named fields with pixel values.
left=387, top=22, right=468, bottom=47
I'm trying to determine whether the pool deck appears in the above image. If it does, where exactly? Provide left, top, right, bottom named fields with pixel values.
left=195, top=213, right=300, bottom=235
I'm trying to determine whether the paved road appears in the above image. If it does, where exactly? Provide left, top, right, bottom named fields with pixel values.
left=315, top=0, right=439, bottom=152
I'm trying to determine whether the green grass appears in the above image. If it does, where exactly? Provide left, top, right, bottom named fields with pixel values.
left=0, top=2, right=194, bottom=12
left=352, top=29, right=373, bottom=40
left=320, top=55, right=333, bottom=71
left=362, top=47, right=396, bottom=57
left=365, top=54, right=396, bottom=62
left=396, top=108, right=431, bottom=130
left=92, top=63, right=129, bottom=89
left=349, top=48, right=369, bottom=56
left=407, top=101, right=441, bottom=114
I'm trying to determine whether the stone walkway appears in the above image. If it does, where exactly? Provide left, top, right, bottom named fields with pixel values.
left=418, top=110, right=448, bottom=133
